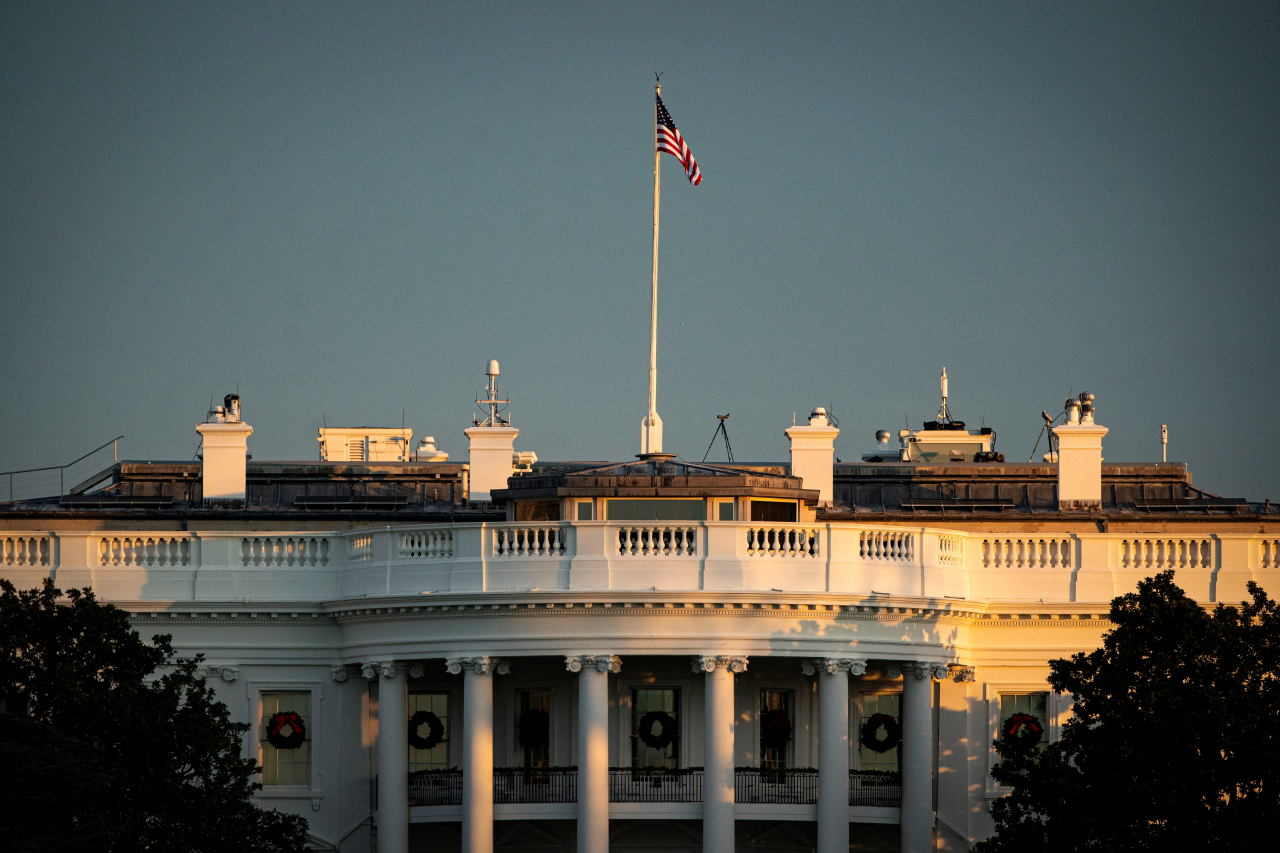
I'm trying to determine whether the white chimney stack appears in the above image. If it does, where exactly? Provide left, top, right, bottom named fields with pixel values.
left=786, top=407, right=840, bottom=506
left=464, top=359, right=526, bottom=502
left=1053, top=392, right=1107, bottom=510
left=196, top=394, right=253, bottom=507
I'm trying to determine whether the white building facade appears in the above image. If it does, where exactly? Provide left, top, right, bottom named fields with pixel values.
left=2, top=389, right=1276, bottom=853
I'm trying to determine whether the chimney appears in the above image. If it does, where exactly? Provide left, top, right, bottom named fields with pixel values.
left=1053, top=392, right=1107, bottom=510
left=465, top=426, right=519, bottom=502
left=786, top=407, right=840, bottom=506
left=464, top=359, right=525, bottom=502
left=196, top=394, right=253, bottom=507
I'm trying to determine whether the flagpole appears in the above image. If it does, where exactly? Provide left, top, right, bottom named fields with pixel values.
left=642, top=81, right=663, bottom=455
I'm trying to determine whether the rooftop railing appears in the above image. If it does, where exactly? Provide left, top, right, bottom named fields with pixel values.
left=6, top=522, right=1277, bottom=605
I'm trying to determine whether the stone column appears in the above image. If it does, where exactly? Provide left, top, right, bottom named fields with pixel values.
left=567, top=655, right=621, bottom=853
left=369, top=661, right=409, bottom=853
left=447, top=657, right=509, bottom=853
left=693, top=655, right=748, bottom=853
left=803, top=658, right=865, bottom=853
left=891, top=662, right=948, bottom=853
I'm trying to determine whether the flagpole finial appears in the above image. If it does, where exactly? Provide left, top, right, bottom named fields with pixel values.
left=654, top=70, right=663, bottom=93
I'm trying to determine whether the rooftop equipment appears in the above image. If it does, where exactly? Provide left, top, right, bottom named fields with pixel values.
left=866, top=369, right=1000, bottom=463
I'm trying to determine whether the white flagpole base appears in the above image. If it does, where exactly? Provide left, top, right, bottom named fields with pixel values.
left=641, top=413, right=664, bottom=455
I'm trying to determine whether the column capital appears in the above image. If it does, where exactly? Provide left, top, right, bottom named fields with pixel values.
left=801, top=658, right=866, bottom=676
left=691, top=655, right=748, bottom=674
left=366, top=661, right=411, bottom=679
left=446, top=656, right=510, bottom=676
left=203, top=664, right=238, bottom=682
left=565, top=654, right=622, bottom=673
left=886, top=661, right=949, bottom=681
left=949, top=665, right=976, bottom=683
left=330, top=664, right=350, bottom=683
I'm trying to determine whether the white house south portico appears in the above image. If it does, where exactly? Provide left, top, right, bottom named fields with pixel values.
left=2, top=365, right=1276, bottom=853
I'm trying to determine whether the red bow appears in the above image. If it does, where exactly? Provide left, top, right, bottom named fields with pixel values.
left=269, top=712, right=302, bottom=736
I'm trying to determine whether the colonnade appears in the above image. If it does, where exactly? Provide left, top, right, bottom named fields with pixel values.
left=372, top=656, right=950, bottom=853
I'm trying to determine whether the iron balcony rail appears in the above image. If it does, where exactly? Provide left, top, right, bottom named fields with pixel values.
left=734, top=768, right=901, bottom=807
left=494, top=767, right=577, bottom=803
left=735, top=767, right=818, bottom=804
left=402, top=767, right=895, bottom=808
left=408, top=769, right=463, bottom=806
left=850, top=770, right=902, bottom=807
left=608, top=767, right=703, bottom=803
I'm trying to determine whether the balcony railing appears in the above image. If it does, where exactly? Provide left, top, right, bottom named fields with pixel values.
left=608, top=767, right=703, bottom=802
left=735, top=767, right=818, bottom=803
left=401, top=766, right=896, bottom=808
left=850, top=770, right=901, bottom=807
left=408, top=769, right=463, bottom=806
left=494, top=767, right=577, bottom=803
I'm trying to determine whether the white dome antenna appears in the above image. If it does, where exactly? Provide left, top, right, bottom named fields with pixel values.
left=474, top=358, right=511, bottom=427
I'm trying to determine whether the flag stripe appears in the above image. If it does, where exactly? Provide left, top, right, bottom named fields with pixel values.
left=655, top=94, right=701, bottom=185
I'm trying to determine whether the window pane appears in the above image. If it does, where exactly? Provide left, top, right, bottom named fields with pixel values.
left=999, top=692, right=1049, bottom=745
left=516, top=689, right=551, bottom=768
left=515, top=501, right=560, bottom=522
left=750, top=501, right=797, bottom=523
left=631, top=688, right=680, bottom=768
left=409, top=692, right=451, bottom=771
left=261, top=691, right=310, bottom=786
left=760, top=690, right=792, bottom=771
left=576, top=501, right=593, bottom=521
left=718, top=501, right=735, bottom=521
left=857, top=693, right=901, bottom=773
left=607, top=500, right=706, bottom=521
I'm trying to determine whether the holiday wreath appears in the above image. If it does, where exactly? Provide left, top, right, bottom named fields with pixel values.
left=1001, top=713, right=1043, bottom=748
left=760, top=709, right=792, bottom=749
left=859, top=713, right=901, bottom=754
left=637, top=711, right=678, bottom=750
left=266, top=711, right=307, bottom=750
left=517, top=708, right=550, bottom=751
left=408, top=710, right=445, bottom=750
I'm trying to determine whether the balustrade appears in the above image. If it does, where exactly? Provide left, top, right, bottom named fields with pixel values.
left=746, top=526, right=819, bottom=558
left=2, top=535, right=50, bottom=566
left=241, top=536, right=330, bottom=567
left=616, top=525, right=698, bottom=557
left=859, top=530, right=912, bottom=562
left=982, top=537, right=1071, bottom=569
left=348, top=535, right=373, bottom=562
left=494, top=525, right=568, bottom=557
left=937, top=535, right=962, bottom=565
left=400, top=529, right=453, bottom=559
left=1264, top=539, right=1280, bottom=569
left=1120, top=538, right=1212, bottom=570
left=100, top=536, right=190, bottom=567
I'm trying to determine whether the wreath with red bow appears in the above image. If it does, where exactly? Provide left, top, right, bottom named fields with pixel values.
left=760, top=709, right=792, bottom=750
left=860, top=713, right=901, bottom=754
left=266, top=712, right=307, bottom=750
left=1001, top=713, right=1044, bottom=748
left=409, top=710, right=445, bottom=751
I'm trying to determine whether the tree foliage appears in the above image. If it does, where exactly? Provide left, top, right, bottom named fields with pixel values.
left=0, top=578, right=309, bottom=853
left=976, top=571, right=1279, bottom=851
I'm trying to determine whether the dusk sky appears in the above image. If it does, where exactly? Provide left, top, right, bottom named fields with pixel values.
left=2, top=2, right=1277, bottom=500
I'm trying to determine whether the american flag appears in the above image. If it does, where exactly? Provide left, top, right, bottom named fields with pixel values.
left=656, top=94, right=701, bottom=186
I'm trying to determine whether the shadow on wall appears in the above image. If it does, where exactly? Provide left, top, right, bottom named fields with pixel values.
left=765, top=610, right=961, bottom=659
